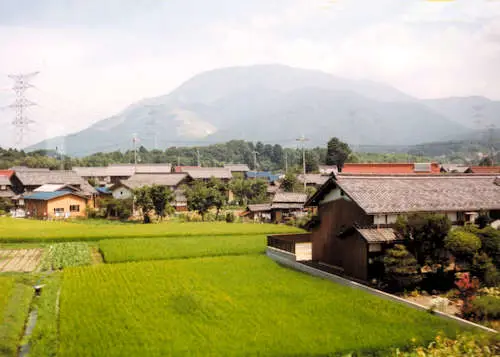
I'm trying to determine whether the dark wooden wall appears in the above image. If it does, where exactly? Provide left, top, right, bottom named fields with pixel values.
left=310, top=197, right=371, bottom=275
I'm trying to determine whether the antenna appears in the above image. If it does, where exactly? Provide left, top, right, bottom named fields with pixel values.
left=7, top=72, right=39, bottom=148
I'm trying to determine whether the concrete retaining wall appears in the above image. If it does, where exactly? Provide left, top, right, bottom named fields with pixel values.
left=266, top=247, right=497, bottom=334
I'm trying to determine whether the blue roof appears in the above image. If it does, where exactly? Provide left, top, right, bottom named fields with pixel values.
left=95, top=187, right=111, bottom=194
left=23, top=191, right=79, bottom=201
left=246, top=171, right=281, bottom=182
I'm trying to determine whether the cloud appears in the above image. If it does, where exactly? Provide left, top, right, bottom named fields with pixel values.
left=0, top=0, right=499, bottom=148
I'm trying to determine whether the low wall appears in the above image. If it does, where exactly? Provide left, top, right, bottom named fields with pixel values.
left=266, top=248, right=497, bottom=334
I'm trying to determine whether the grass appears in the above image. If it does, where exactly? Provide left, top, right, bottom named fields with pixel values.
left=100, top=235, right=266, bottom=263
left=59, top=256, right=466, bottom=357
left=0, top=218, right=302, bottom=243
left=0, top=275, right=33, bottom=357
left=29, top=273, right=61, bottom=357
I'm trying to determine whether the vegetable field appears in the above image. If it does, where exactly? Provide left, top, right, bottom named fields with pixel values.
left=39, top=243, right=92, bottom=270
left=100, top=235, right=266, bottom=263
left=59, top=256, right=463, bottom=357
left=0, top=218, right=301, bottom=242
left=0, top=249, right=44, bottom=272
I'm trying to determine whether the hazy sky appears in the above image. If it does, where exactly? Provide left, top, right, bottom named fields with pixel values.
left=0, top=0, right=499, bottom=148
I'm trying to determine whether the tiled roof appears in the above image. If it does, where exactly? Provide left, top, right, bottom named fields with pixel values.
left=336, top=175, right=500, bottom=214
left=17, top=170, right=86, bottom=186
left=180, top=167, right=232, bottom=180
left=0, top=188, right=15, bottom=198
left=121, top=173, right=188, bottom=189
left=318, top=165, right=338, bottom=175
left=341, top=163, right=441, bottom=174
left=356, top=228, right=399, bottom=243
left=73, top=166, right=136, bottom=177
left=23, top=191, right=86, bottom=201
left=0, top=176, right=11, bottom=185
left=271, top=203, right=305, bottom=210
left=247, top=203, right=272, bottom=212
left=0, top=170, right=14, bottom=178
left=34, top=184, right=78, bottom=192
left=110, top=163, right=172, bottom=174
left=224, top=164, right=250, bottom=172
left=10, top=166, right=50, bottom=172
left=297, top=174, right=329, bottom=185
left=273, top=192, right=307, bottom=204
left=468, top=166, right=500, bottom=174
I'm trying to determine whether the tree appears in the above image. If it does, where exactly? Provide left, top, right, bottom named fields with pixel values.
left=134, top=187, right=154, bottom=223
left=248, top=179, right=267, bottom=203
left=383, top=244, right=422, bottom=291
left=149, top=185, right=174, bottom=220
left=396, top=213, right=451, bottom=272
left=445, top=230, right=482, bottom=268
left=326, top=137, right=351, bottom=171
left=206, top=178, right=228, bottom=218
left=479, top=156, right=493, bottom=166
left=184, top=179, right=228, bottom=220
left=230, top=178, right=250, bottom=205
left=304, top=150, right=319, bottom=173
left=281, top=172, right=298, bottom=192
left=476, top=227, right=500, bottom=266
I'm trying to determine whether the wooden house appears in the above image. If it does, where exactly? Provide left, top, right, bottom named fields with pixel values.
left=24, top=191, right=88, bottom=219
left=303, top=174, right=500, bottom=281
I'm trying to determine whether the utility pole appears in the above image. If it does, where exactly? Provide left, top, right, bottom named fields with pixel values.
left=56, top=145, right=64, bottom=170
left=285, top=151, right=288, bottom=173
left=132, top=134, right=138, bottom=168
left=296, top=135, right=309, bottom=191
left=252, top=151, right=259, bottom=171
left=196, top=149, right=201, bottom=167
left=7, top=72, right=39, bottom=149
left=177, top=156, right=180, bottom=167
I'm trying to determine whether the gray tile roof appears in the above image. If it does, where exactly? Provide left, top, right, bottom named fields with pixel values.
left=297, top=174, right=329, bottom=185
left=224, top=164, right=250, bottom=172
left=0, top=176, right=11, bottom=185
left=337, top=175, right=500, bottom=214
left=247, top=203, right=272, bottom=212
left=73, top=166, right=136, bottom=177
left=17, top=170, right=86, bottom=187
left=110, top=164, right=172, bottom=174
left=121, top=173, right=188, bottom=189
left=181, top=167, right=232, bottom=180
left=273, top=192, right=307, bottom=204
left=356, top=228, right=399, bottom=243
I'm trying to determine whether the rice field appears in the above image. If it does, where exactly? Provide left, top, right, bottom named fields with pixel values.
left=59, top=256, right=465, bottom=357
left=100, top=235, right=266, bottom=263
left=0, top=218, right=301, bottom=242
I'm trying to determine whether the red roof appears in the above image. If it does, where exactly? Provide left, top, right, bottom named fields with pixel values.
left=468, top=166, right=500, bottom=174
left=0, top=170, right=14, bottom=178
left=341, top=163, right=441, bottom=174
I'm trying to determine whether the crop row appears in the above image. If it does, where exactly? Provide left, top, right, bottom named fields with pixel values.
left=99, top=235, right=266, bottom=263
left=59, top=256, right=463, bottom=357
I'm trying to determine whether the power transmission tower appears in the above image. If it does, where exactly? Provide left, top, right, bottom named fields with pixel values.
left=7, top=72, right=39, bottom=148
left=196, top=149, right=201, bottom=167
left=296, top=135, right=309, bottom=191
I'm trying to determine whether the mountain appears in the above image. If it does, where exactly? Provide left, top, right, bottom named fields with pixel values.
left=28, top=64, right=474, bottom=156
left=422, top=96, right=500, bottom=129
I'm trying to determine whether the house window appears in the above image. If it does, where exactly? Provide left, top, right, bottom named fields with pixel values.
left=70, top=205, right=80, bottom=212
left=54, top=208, right=64, bottom=214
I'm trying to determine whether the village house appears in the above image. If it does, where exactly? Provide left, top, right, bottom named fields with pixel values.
left=224, top=164, right=250, bottom=177
left=318, top=165, right=338, bottom=175
left=0, top=170, right=23, bottom=200
left=14, top=168, right=98, bottom=209
left=73, top=164, right=172, bottom=185
left=299, top=174, right=500, bottom=281
left=245, top=171, right=281, bottom=182
left=111, top=173, right=189, bottom=211
left=340, top=162, right=441, bottom=174
left=464, top=166, right=500, bottom=174
left=297, top=174, right=329, bottom=189
left=244, top=192, right=307, bottom=223
left=23, top=190, right=88, bottom=219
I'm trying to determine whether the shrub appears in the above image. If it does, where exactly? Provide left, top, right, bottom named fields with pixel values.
left=475, top=214, right=492, bottom=229
left=476, top=227, right=500, bottom=266
left=471, top=253, right=500, bottom=287
left=391, top=333, right=499, bottom=357
left=470, top=295, right=500, bottom=321
left=225, top=211, right=235, bottom=223
left=383, top=244, right=422, bottom=291
left=445, top=230, right=481, bottom=266
left=455, top=272, right=480, bottom=318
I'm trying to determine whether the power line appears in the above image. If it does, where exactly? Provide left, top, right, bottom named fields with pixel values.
left=7, top=72, right=39, bottom=149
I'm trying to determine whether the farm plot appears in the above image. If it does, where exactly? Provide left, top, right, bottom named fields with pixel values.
left=0, top=249, right=44, bottom=272
left=59, top=256, right=465, bottom=357
left=39, top=243, right=92, bottom=271
left=0, top=217, right=302, bottom=243
left=100, top=235, right=265, bottom=263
